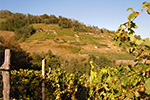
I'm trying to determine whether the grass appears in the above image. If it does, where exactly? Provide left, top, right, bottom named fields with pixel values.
left=0, top=30, right=15, bottom=38
left=0, top=18, right=6, bottom=23
left=27, top=32, right=47, bottom=40
left=59, top=37, right=76, bottom=41
left=78, top=34, right=103, bottom=45
left=80, top=52, right=134, bottom=60
left=27, top=32, right=57, bottom=40
left=99, top=43, right=109, bottom=48
left=32, top=23, right=60, bottom=30
left=22, top=23, right=136, bottom=61
left=44, top=34, right=57, bottom=39
left=56, top=45, right=81, bottom=53
left=56, top=30, right=75, bottom=36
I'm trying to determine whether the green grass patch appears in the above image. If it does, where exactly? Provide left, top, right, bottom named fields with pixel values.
left=79, top=34, right=100, bottom=45
left=56, top=45, right=81, bottom=53
left=56, top=29, right=75, bottom=36
left=27, top=32, right=47, bottom=40
left=44, top=34, right=57, bottom=39
left=81, top=52, right=134, bottom=60
left=27, top=32, right=57, bottom=40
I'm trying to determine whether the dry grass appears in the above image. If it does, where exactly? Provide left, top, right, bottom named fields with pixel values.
left=0, top=30, right=15, bottom=38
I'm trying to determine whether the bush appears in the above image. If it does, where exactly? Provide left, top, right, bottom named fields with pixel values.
left=31, top=50, right=61, bottom=70
left=0, top=38, right=32, bottom=70
left=14, top=25, right=36, bottom=41
left=89, top=55, right=113, bottom=68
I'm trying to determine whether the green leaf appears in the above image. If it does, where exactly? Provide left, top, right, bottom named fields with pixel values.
left=127, top=8, right=134, bottom=11
left=128, top=12, right=138, bottom=21
left=114, top=40, right=118, bottom=44
left=106, top=76, right=112, bottom=84
left=145, top=78, right=150, bottom=94
left=121, top=75, right=128, bottom=86
left=128, top=92, right=134, bottom=99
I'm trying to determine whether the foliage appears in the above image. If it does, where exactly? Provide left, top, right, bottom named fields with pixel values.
left=31, top=50, right=61, bottom=70
left=113, top=2, right=150, bottom=64
left=45, top=15, right=59, bottom=24
left=3, top=68, right=89, bottom=100
left=0, top=10, right=114, bottom=41
left=89, top=55, right=114, bottom=68
left=1, top=62, right=150, bottom=99
left=62, top=57, right=90, bottom=76
left=74, top=23, right=87, bottom=32
left=0, top=2, right=150, bottom=100
left=14, top=25, right=36, bottom=41
left=88, top=62, right=150, bottom=99
left=59, top=17, right=73, bottom=28
left=0, top=37, right=32, bottom=70
left=0, top=12, right=36, bottom=41
left=0, top=10, right=13, bottom=18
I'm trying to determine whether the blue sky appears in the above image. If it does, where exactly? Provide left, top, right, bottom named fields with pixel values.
left=0, top=0, right=150, bottom=39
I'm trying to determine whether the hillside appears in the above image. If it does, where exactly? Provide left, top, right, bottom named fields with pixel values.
left=0, top=10, right=141, bottom=68
left=0, top=23, right=134, bottom=61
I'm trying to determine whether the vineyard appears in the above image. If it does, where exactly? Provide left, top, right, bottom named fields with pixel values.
left=1, top=61, right=150, bottom=99
left=0, top=2, right=150, bottom=100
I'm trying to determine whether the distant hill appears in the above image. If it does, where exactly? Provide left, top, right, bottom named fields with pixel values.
left=0, top=10, right=139, bottom=61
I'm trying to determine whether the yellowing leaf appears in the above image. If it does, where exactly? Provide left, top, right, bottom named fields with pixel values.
left=127, top=8, right=134, bottom=11
left=128, top=34, right=135, bottom=41
left=134, top=25, right=139, bottom=29
left=142, top=2, right=148, bottom=8
left=144, top=38, right=150, bottom=46
left=135, top=39, right=143, bottom=45
left=135, top=91, right=140, bottom=97
left=145, top=78, right=150, bottom=94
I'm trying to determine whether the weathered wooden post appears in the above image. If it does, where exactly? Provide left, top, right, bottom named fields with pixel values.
left=42, top=59, right=45, bottom=100
left=0, top=49, right=11, bottom=100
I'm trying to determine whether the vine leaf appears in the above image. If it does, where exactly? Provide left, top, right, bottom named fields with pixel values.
left=144, top=38, right=150, bottom=46
left=135, top=39, right=143, bottom=45
left=128, top=34, right=135, bottom=41
left=127, top=8, right=134, bottom=11
left=142, top=2, right=149, bottom=8
left=142, top=2, right=150, bottom=14
left=146, top=7, right=150, bottom=14
left=128, top=12, right=138, bottom=21
left=145, top=78, right=150, bottom=94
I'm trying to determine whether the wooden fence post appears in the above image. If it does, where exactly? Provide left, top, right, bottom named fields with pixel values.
left=42, top=59, right=45, bottom=100
left=0, top=49, right=11, bottom=100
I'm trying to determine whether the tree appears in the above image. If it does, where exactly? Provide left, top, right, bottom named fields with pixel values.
left=40, top=13, right=49, bottom=19
left=58, top=17, right=73, bottom=28
left=0, top=10, right=12, bottom=18
left=47, top=15, right=59, bottom=24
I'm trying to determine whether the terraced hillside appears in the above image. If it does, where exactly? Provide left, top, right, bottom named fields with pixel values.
left=17, top=23, right=134, bottom=60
